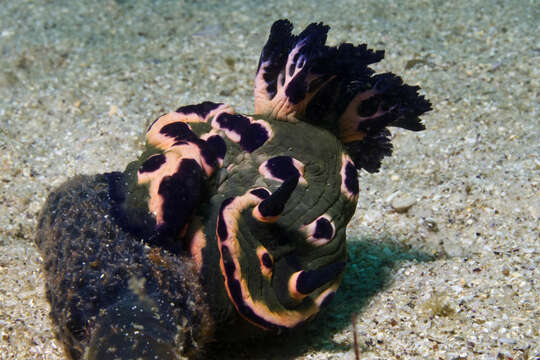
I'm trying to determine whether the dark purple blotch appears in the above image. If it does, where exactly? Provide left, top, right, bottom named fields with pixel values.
left=238, top=123, right=270, bottom=153
left=256, top=20, right=294, bottom=99
left=215, top=113, right=251, bottom=134
left=250, top=188, right=271, bottom=200
left=197, top=140, right=217, bottom=168
left=261, top=253, right=273, bottom=268
left=176, top=101, right=222, bottom=119
left=313, top=218, right=333, bottom=239
left=344, top=161, right=359, bottom=195
left=296, top=261, right=345, bottom=295
left=216, top=113, right=269, bottom=153
left=160, top=122, right=198, bottom=142
left=158, top=159, right=201, bottom=236
left=221, top=245, right=236, bottom=278
left=217, top=198, right=234, bottom=241
left=319, top=292, right=335, bottom=308
left=205, top=135, right=227, bottom=160
left=139, top=154, right=166, bottom=173
left=284, top=72, right=309, bottom=104
left=258, top=176, right=298, bottom=218
left=265, top=156, right=301, bottom=181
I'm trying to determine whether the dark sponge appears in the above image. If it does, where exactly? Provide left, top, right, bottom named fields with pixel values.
left=35, top=175, right=213, bottom=359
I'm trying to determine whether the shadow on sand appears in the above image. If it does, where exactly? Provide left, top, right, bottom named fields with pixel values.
left=205, top=237, right=437, bottom=359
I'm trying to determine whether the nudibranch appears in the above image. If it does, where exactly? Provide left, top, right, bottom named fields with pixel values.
left=36, top=19, right=431, bottom=359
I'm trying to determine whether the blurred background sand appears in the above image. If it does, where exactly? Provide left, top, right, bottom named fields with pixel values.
left=0, top=0, right=537, bottom=359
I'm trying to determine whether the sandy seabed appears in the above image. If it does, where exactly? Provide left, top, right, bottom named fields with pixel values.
left=0, top=0, right=538, bottom=359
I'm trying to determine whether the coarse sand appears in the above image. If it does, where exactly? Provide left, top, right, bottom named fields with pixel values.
left=0, top=0, right=537, bottom=359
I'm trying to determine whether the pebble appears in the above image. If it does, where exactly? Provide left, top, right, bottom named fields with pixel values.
left=391, top=194, right=417, bottom=213
left=498, top=337, right=517, bottom=345
left=424, top=218, right=439, bottom=232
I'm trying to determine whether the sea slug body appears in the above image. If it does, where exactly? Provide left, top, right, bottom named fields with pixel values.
left=36, top=19, right=431, bottom=359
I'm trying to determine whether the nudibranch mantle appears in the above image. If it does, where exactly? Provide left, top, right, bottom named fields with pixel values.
left=112, top=104, right=357, bottom=331
left=36, top=18, right=431, bottom=359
